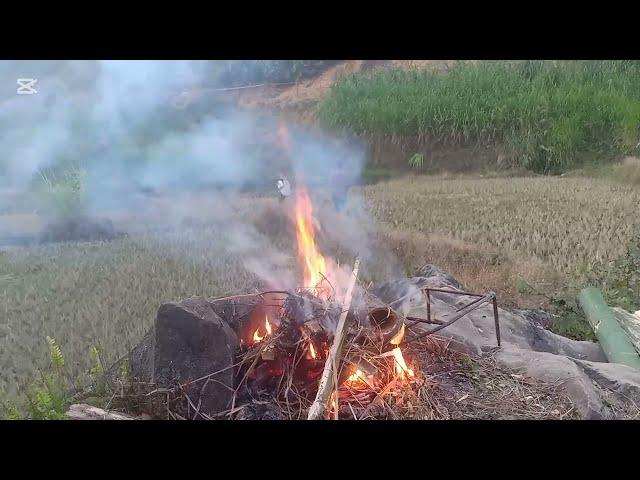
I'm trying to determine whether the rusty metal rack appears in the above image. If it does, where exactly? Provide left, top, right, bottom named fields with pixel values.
left=404, top=287, right=501, bottom=346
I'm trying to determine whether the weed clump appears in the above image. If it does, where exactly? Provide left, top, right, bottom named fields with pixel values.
left=592, top=225, right=640, bottom=312
left=1, top=337, right=70, bottom=419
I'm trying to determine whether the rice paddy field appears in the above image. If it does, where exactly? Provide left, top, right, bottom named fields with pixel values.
left=0, top=230, right=255, bottom=403
left=362, top=175, right=640, bottom=280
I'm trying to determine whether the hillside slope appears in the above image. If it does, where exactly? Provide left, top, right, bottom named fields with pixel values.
left=234, top=60, right=459, bottom=122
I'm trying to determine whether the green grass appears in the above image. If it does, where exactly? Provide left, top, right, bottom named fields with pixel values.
left=318, top=61, right=640, bottom=173
left=550, top=311, right=596, bottom=342
left=361, top=167, right=405, bottom=184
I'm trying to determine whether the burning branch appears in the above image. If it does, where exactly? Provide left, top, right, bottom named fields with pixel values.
left=307, top=256, right=361, bottom=420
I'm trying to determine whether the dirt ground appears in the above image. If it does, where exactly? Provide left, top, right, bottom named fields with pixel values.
left=403, top=337, right=579, bottom=420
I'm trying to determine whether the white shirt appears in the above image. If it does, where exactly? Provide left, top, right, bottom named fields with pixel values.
left=277, top=179, right=291, bottom=197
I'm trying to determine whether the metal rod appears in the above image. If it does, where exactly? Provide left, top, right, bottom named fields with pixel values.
left=423, top=287, right=486, bottom=298
left=405, top=293, right=495, bottom=344
left=406, top=316, right=444, bottom=325
left=177, top=81, right=296, bottom=94
left=454, top=294, right=487, bottom=312
left=492, top=295, right=501, bottom=347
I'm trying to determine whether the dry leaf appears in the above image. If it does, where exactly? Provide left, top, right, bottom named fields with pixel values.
left=456, top=394, right=469, bottom=403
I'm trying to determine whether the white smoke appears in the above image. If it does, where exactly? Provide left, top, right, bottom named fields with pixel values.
left=0, top=60, right=397, bottom=291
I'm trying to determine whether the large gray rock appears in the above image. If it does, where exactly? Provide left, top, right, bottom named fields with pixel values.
left=510, top=308, right=553, bottom=329
left=114, top=297, right=239, bottom=419
left=153, top=297, right=239, bottom=418
left=415, top=264, right=463, bottom=289
left=571, top=359, right=640, bottom=401
left=494, top=347, right=606, bottom=419
left=494, top=348, right=640, bottom=419
left=378, top=264, right=640, bottom=419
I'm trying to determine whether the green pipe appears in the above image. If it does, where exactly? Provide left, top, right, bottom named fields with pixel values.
left=578, top=287, right=640, bottom=369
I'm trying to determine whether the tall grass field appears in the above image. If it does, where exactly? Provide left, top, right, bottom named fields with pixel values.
left=318, top=61, right=640, bottom=173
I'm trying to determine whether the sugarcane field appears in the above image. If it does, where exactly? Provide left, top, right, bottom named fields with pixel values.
left=2, top=59, right=640, bottom=422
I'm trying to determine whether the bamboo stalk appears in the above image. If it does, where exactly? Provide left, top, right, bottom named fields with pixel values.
left=307, top=256, right=361, bottom=420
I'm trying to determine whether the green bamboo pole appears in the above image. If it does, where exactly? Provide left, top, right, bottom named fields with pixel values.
left=578, top=287, right=640, bottom=369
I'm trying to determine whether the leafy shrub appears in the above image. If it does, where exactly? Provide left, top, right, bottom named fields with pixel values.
left=0, top=337, right=115, bottom=419
left=592, top=225, right=640, bottom=312
left=36, top=166, right=87, bottom=217
left=89, top=346, right=106, bottom=397
left=408, top=153, right=424, bottom=169
left=2, top=337, right=72, bottom=420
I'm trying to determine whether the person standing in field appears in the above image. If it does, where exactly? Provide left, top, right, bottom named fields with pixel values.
left=272, top=118, right=294, bottom=202
left=276, top=174, right=292, bottom=202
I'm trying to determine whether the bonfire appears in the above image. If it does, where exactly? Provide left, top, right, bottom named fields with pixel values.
left=211, top=164, right=422, bottom=420
left=88, top=122, right=501, bottom=421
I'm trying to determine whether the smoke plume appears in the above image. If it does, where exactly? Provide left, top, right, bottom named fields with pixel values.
left=0, top=60, right=399, bottom=291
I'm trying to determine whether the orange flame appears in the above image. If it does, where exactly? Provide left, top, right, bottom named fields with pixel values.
left=277, top=120, right=332, bottom=300
left=309, top=342, right=317, bottom=359
left=294, top=185, right=328, bottom=297
left=346, top=369, right=367, bottom=386
left=252, top=316, right=273, bottom=344
left=265, top=316, right=272, bottom=335
left=391, top=347, right=415, bottom=381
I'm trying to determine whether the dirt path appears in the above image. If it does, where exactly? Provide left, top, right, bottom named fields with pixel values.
left=174, top=60, right=463, bottom=124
